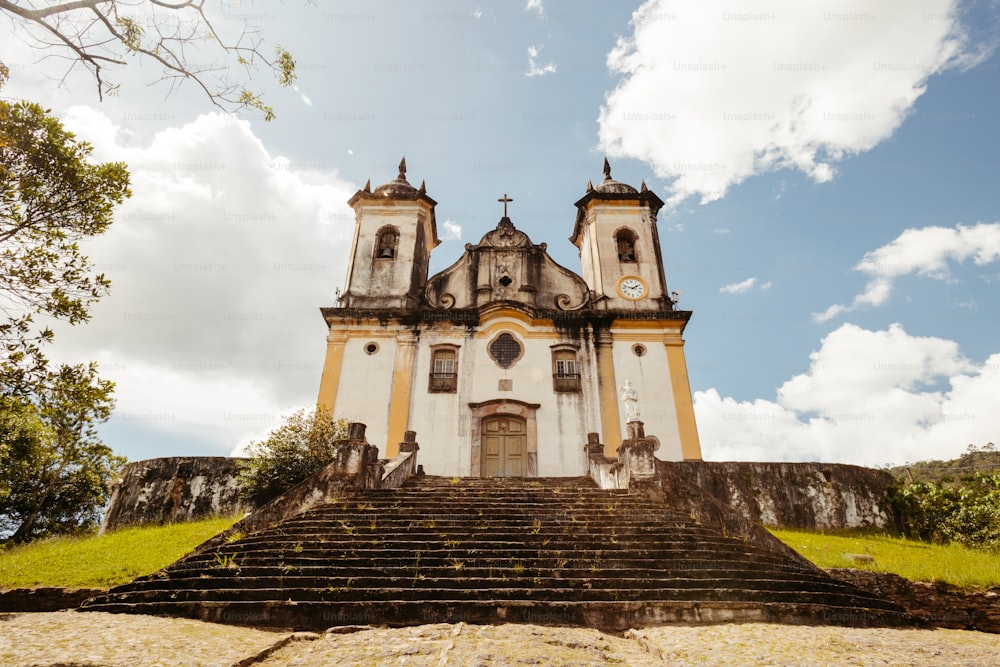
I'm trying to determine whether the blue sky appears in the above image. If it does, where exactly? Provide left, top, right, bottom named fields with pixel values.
left=2, top=0, right=999, bottom=467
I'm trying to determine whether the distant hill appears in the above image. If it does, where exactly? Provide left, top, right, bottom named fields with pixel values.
left=889, top=446, right=1000, bottom=484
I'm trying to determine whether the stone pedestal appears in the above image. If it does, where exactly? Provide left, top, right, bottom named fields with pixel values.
left=399, top=430, right=420, bottom=455
left=618, top=420, right=658, bottom=480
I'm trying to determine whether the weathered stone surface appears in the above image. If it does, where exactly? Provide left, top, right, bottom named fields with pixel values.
left=189, top=457, right=365, bottom=558
left=101, top=457, right=249, bottom=532
left=190, top=427, right=401, bottom=557
left=637, top=460, right=814, bottom=565
left=829, top=568, right=1000, bottom=634
left=666, top=461, right=898, bottom=530
left=5, top=614, right=999, bottom=667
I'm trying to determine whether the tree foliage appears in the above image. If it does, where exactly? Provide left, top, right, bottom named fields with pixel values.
left=237, top=408, right=350, bottom=507
left=894, top=473, right=1000, bottom=553
left=888, top=443, right=1000, bottom=484
left=0, top=94, right=131, bottom=390
left=0, top=362, right=124, bottom=543
left=0, top=0, right=296, bottom=120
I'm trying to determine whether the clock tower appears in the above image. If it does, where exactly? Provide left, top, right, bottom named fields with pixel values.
left=570, top=158, right=671, bottom=311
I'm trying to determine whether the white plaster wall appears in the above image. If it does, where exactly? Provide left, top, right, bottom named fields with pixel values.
left=588, top=206, right=663, bottom=305
left=407, top=329, right=471, bottom=477
left=407, top=322, right=593, bottom=477
left=610, top=334, right=684, bottom=460
left=334, top=334, right=397, bottom=453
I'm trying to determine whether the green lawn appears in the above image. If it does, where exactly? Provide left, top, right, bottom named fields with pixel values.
left=0, top=516, right=239, bottom=589
left=770, top=527, right=1000, bottom=590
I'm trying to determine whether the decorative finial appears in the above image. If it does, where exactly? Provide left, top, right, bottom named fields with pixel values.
left=586, top=179, right=594, bottom=192
left=602, top=156, right=612, bottom=181
left=640, top=180, right=648, bottom=193
left=398, top=157, right=407, bottom=180
left=418, top=179, right=426, bottom=194
left=363, top=178, right=371, bottom=192
left=498, top=193, right=513, bottom=218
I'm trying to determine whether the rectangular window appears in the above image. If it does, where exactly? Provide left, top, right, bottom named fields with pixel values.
left=555, top=359, right=577, bottom=377
left=429, top=349, right=458, bottom=393
left=552, top=349, right=581, bottom=392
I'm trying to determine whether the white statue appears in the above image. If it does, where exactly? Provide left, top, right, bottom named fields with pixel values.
left=619, top=379, right=640, bottom=421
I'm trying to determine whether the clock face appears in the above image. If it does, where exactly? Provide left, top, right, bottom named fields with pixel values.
left=618, top=276, right=647, bottom=300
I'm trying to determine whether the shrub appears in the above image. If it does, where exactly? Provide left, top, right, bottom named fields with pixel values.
left=237, top=409, right=349, bottom=506
left=893, top=473, right=1000, bottom=552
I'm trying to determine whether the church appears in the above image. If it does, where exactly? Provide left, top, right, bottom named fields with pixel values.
left=315, top=158, right=702, bottom=477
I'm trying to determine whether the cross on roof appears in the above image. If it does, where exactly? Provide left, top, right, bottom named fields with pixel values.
left=498, top=193, right=513, bottom=217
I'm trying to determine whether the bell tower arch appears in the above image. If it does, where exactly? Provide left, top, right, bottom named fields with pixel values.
left=570, top=158, right=671, bottom=311
left=341, top=158, right=440, bottom=309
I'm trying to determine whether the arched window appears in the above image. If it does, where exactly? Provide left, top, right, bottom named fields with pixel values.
left=615, top=228, right=638, bottom=263
left=375, top=226, right=399, bottom=260
left=551, top=346, right=581, bottom=392
left=429, top=346, right=459, bottom=393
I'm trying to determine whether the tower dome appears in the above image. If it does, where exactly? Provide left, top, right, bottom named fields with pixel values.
left=592, top=157, right=639, bottom=194
left=373, top=157, right=419, bottom=197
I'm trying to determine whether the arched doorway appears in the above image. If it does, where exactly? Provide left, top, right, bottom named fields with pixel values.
left=482, top=415, right=527, bottom=477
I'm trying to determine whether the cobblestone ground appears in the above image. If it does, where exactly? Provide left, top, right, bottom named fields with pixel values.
left=2, top=612, right=1000, bottom=666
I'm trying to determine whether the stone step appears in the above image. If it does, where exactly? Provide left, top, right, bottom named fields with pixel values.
left=205, top=534, right=784, bottom=552
left=111, top=572, right=847, bottom=594
left=176, top=551, right=798, bottom=571
left=79, top=475, right=909, bottom=631
left=178, top=553, right=796, bottom=572
left=81, top=599, right=912, bottom=632
left=133, top=563, right=821, bottom=582
left=93, top=585, right=892, bottom=606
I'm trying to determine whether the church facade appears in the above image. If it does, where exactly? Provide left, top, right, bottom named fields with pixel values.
left=316, top=159, right=701, bottom=477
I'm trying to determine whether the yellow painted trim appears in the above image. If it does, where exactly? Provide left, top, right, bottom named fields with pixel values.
left=664, top=335, right=703, bottom=460
left=606, top=332, right=670, bottom=343
left=479, top=306, right=536, bottom=325
left=385, top=332, right=418, bottom=458
left=322, top=328, right=400, bottom=338
left=594, top=334, right=622, bottom=457
left=610, top=319, right=686, bottom=332
left=316, top=332, right=348, bottom=416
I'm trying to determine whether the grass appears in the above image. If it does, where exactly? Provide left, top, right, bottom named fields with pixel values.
left=0, top=515, right=239, bottom=589
left=770, top=527, right=1000, bottom=590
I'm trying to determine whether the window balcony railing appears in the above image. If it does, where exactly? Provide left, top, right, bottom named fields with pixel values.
left=552, top=373, right=581, bottom=393
left=429, top=372, right=457, bottom=393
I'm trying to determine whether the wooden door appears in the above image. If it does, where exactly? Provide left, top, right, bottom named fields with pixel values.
left=482, top=416, right=526, bottom=477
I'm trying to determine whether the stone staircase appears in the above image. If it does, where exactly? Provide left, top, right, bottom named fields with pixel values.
left=81, top=476, right=909, bottom=631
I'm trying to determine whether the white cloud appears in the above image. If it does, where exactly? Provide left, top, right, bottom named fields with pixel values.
left=720, top=277, right=757, bottom=294
left=48, top=107, right=359, bottom=456
left=695, top=322, right=997, bottom=467
left=599, top=0, right=982, bottom=205
left=814, top=222, right=1000, bottom=322
left=441, top=219, right=463, bottom=240
left=526, top=0, right=544, bottom=17
left=526, top=45, right=557, bottom=77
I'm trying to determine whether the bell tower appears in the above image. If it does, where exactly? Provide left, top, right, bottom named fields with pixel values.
left=570, top=158, right=670, bottom=311
left=341, top=158, right=440, bottom=309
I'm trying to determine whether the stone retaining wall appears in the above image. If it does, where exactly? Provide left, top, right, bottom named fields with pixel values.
left=667, top=461, right=899, bottom=530
left=101, top=457, right=249, bottom=532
